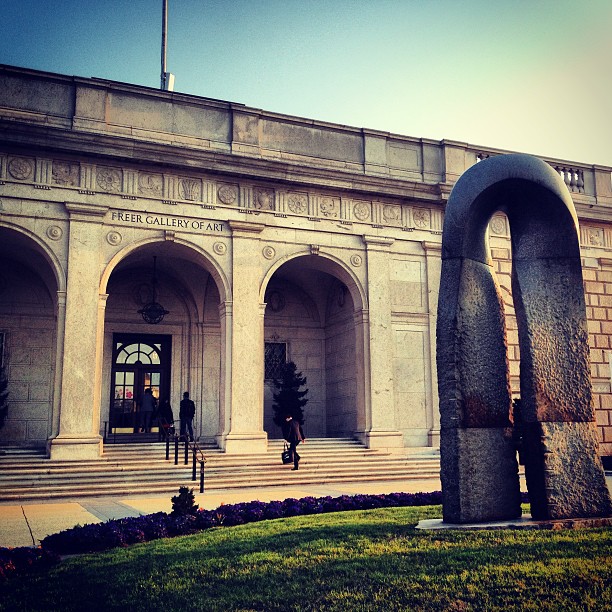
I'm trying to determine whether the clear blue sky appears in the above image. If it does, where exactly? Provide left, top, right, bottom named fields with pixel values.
left=2, top=0, right=611, bottom=166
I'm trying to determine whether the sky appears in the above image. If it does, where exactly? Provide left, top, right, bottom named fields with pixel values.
left=2, top=0, right=611, bottom=167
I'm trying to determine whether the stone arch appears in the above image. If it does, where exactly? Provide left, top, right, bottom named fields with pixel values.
left=99, top=237, right=229, bottom=445
left=260, top=250, right=366, bottom=439
left=260, top=249, right=367, bottom=312
left=437, top=153, right=612, bottom=522
left=100, top=237, right=230, bottom=303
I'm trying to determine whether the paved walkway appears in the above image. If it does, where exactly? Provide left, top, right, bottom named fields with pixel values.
left=0, top=478, right=442, bottom=548
left=2, top=475, right=610, bottom=548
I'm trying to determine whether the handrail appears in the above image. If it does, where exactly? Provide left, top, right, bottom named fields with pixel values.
left=164, top=432, right=207, bottom=492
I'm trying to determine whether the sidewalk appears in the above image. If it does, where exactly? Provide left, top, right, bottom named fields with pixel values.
left=0, top=478, right=442, bottom=548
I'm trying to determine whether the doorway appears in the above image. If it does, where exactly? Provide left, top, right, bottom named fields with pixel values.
left=109, top=333, right=172, bottom=433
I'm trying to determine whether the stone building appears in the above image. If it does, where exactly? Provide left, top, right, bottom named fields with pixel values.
left=0, top=64, right=611, bottom=461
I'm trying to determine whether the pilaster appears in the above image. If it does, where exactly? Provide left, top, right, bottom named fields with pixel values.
left=49, top=202, right=107, bottom=459
left=422, top=241, right=442, bottom=447
left=362, top=235, right=404, bottom=449
left=223, top=221, right=268, bottom=453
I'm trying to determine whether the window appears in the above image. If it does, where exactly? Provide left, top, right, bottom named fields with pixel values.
left=265, top=342, right=286, bottom=380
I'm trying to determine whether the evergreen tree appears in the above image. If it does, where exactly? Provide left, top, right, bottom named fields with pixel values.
left=272, top=361, right=308, bottom=427
left=0, top=366, right=8, bottom=430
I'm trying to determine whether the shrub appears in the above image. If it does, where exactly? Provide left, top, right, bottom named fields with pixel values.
left=171, top=486, right=199, bottom=517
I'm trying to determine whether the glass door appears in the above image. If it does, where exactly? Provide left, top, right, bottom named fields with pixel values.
left=110, top=334, right=171, bottom=433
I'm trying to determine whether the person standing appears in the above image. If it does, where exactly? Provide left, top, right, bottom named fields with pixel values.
left=158, top=398, right=174, bottom=439
left=139, top=387, right=157, bottom=433
left=283, top=414, right=305, bottom=470
left=179, top=391, right=196, bottom=442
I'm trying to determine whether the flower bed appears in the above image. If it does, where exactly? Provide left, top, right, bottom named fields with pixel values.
left=1, top=491, right=446, bottom=579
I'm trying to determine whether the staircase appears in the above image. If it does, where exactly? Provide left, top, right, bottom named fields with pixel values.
left=0, top=439, right=440, bottom=503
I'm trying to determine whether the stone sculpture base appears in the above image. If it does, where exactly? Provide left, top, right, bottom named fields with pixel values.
left=417, top=516, right=612, bottom=531
left=441, top=427, right=521, bottom=524
left=522, top=421, right=612, bottom=520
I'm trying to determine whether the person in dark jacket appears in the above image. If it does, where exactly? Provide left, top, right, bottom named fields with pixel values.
left=179, top=391, right=196, bottom=442
left=158, top=398, right=174, bottom=439
left=283, top=414, right=305, bottom=470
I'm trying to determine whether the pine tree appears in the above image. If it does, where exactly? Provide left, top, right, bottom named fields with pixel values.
left=272, top=361, right=308, bottom=427
left=0, top=366, right=8, bottom=430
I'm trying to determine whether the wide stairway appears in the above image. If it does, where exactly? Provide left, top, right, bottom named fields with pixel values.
left=0, top=438, right=440, bottom=503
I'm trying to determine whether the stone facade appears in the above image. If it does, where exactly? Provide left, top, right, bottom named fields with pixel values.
left=0, top=64, right=611, bottom=460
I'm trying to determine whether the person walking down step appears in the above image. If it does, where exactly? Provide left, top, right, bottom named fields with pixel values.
left=283, top=414, right=305, bottom=471
left=179, top=391, right=196, bottom=442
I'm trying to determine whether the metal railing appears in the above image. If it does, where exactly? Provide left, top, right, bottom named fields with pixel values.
left=165, top=431, right=206, bottom=493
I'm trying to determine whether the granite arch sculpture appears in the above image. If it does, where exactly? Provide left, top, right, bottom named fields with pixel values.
left=437, top=153, right=612, bottom=523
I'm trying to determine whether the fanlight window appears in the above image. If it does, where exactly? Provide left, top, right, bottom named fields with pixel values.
left=115, top=342, right=162, bottom=365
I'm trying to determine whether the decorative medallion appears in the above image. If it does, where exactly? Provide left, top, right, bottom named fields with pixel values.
left=96, top=167, right=122, bottom=192
left=490, top=216, right=506, bottom=235
left=46, top=225, right=63, bottom=241
left=383, top=205, right=400, bottom=223
left=262, top=245, right=276, bottom=260
left=178, top=178, right=201, bottom=201
left=267, top=290, right=285, bottom=313
left=350, top=254, right=363, bottom=267
left=213, top=241, right=227, bottom=255
left=138, top=173, right=163, bottom=197
left=106, top=231, right=122, bottom=246
left=287, top=193, right=307, bottom=214
left=353, top=201, right=371, bottom=221
left=412, top=208, right=430, bottom=228
left=8, top=157, right=34, bottom=181
left=218, top=185, right=238, bottom=205
left=320, top=197, right=338, bottom=218
left=255, top=188, right=275, bottom=210
left=52, top=161, right=80, bottom=186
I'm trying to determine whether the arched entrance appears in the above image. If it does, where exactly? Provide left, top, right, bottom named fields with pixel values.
left=263, top=254, right=363, bottom=440
left=102, top=240, right=226, bottom=444
left=0, top=225, right=62, bottom=448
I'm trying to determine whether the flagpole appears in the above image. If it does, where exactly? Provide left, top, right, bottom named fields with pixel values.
left=161, top=0, right=168, bottom=89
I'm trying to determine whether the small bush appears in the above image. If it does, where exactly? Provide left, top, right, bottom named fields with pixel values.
left=171, top=486, right=199, bottom=517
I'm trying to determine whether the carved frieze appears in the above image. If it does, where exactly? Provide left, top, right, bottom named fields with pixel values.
left=8, top=157, right=35, bottom=181
left=320, top=197, right=338, bottom=218
left=178, top=177, right=201, bottom=201
left=138, top=173, right=163, bottom=197
left=52, top=161, right=80, bottom=186
left=287, top=193, right=307, bottom=214
left=353, top=201, right=371, bottom=222
left=412, top=207, right=431, bottom=229
left=96, top=167, right=122, bottom=192
left=254, top=188, right=275, bottom=210
left=218, top=184, right=238, bottom=205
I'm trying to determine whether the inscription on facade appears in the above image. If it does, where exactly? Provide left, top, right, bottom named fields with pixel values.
left=110, top=211, right=224, bottom=232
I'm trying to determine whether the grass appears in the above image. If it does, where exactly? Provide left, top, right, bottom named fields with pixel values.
left=1, top=505, right=611, bottom=611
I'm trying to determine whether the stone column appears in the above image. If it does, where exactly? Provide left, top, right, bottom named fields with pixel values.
left=49, top=203, right=107, bottom=460
left=49, top=290, right=66, bottom=445
left=362, top=235, right=404, bottom=449
left=422, top=241, right=442, bottom=447
left=223, top=221, right=268, bottom=453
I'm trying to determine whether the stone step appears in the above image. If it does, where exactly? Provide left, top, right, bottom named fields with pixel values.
left=0, top=439, right=441, bottom=502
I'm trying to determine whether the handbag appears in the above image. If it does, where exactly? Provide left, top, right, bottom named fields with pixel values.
left=281, top=443, right=292, bottom=465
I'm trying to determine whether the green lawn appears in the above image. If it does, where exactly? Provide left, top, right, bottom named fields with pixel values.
left=1, top=505, right=611, bottom=611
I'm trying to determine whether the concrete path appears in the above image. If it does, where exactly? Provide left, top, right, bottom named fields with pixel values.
left=0, top=478, right=441, bottom=548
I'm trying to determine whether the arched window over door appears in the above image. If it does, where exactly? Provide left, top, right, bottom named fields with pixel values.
left=110, top=334, right=171, bottom=432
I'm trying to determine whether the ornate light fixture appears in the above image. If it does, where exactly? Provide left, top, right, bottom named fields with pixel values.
left=138, top=256, right=169, bottom=324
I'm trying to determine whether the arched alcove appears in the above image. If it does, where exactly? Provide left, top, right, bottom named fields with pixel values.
left=262, top=254, right=364, bottom=439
